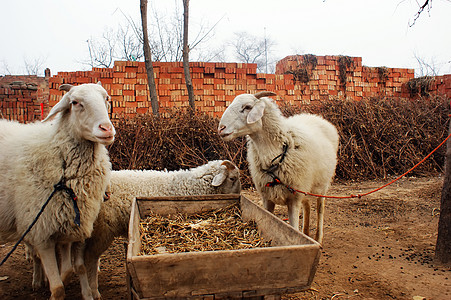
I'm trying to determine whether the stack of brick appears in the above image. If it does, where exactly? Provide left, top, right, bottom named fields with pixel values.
left=8, top=54, right=450, bottom=123
left=48, top=68, right=114, bottom=107
left=49, top=61, right=266, bottom=119
left=432, top=74, right=451, bottom=99
left=0, top=75, right=49, bottom=123
left=275, top=55, right=415, bottom=101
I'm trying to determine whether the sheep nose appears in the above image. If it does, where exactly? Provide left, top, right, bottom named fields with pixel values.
left=218, top=125, right=226, bottom=134
left=99, top=123, right=113, bottom=133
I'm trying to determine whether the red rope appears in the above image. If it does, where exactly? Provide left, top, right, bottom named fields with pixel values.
left=274, top=132, right=451, bottom=199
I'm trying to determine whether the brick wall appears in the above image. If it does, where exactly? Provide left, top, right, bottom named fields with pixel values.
left=48, top=61, right=267, bottom=119
left=2, top=55, right=451, bottom=123
left=432, top=74, right=451, bottom=98
left=275, top=55, right=415, bottom=101
left=0, top=74, right=49, bottom=123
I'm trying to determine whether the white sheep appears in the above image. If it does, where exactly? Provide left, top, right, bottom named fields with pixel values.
left=218, top=91, right=338, bottom=244
left=0, top=82, right=115, bottom=300
left=32, top=160, right=241, bottom=299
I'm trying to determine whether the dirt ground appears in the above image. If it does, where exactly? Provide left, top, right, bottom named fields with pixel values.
left=0, top=176, right=450, bottom=300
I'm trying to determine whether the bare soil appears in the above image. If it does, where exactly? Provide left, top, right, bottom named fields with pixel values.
left=1, top=176, right=450, bottom=299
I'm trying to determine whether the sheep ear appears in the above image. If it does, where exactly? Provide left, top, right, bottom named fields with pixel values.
left=221, top=160, right=236, bottom=171
left=97, top=81, right=102, bottom=86
left=212, top=169, right=228, bottom=187
left=247, top=101, right=265, bottom=124
left=42, top=93, right=71, bottom=122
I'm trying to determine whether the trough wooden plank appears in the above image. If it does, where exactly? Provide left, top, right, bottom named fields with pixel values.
left=136, top=194, right=240, bottom=217
left=127, top=197, right=143, bottom=299
left=127, top=195, right=321, bottom=299
left=129, top=246, right=317, bottom=298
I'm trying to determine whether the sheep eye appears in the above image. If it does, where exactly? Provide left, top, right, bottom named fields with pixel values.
left=71, top=100, right=83, bottom=108
left=241, top=105, right=252, bottom=113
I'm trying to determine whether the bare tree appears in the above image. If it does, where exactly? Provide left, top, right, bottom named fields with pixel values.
left=230, top=31, right=276, bottom=73
left=0, top=60, right=13, bottom=76
left=148, top=3, right=223, bottom=63
left=409, top=0, right=433, bottom=26
left=140, top=0, right=159, bottom=115
left=414, top=53, right=443, bottom=76
left=85, top=24, right=143, bottom=68
left=86, top=30, right=115, bottom=68
left=182, top=0, right=195, bottom=111
left=117, top=24, right=144, bottom=61
left=149, top=4, right=183, bottom=62
left=24, top=56, right=46, bottom=76
left=84, top=3, right=222, bottom=67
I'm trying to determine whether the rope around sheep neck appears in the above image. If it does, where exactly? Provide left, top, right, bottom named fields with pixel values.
left=0, top=177, right=79, bottom=267
left=265, top=131, right=451, bottom=199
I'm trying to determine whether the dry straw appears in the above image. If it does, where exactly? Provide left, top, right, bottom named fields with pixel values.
left=139, top=203, right=271, bottom=255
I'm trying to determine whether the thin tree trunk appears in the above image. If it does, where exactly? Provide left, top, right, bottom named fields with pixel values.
left=436, top=121, right=451, bottom=263
left=182, top=0, right=195, bottom=111
left=140, top=0, right=159, bottom=116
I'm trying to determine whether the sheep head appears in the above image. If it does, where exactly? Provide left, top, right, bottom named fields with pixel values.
left=211, top=160, right=241, bottom=194
left=218, top=91, right=276, bottom=141
left=43, top=82, right=116, bottom=145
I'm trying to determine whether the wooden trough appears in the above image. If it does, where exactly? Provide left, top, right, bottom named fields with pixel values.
left=127, top=194, right=321, bottom=299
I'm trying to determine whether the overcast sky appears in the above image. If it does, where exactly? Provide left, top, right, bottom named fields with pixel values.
left=1, top=0, right=450, bottom=77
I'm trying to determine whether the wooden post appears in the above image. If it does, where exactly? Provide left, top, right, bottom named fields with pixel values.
left=140, top=0, right=159, bottom=116
left=182, top=0, right=195, bottom=112
left=436, top=119, right=451, bottom=263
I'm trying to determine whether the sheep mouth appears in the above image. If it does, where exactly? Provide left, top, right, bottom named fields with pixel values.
left=219, top=132, right=235, bottom=141
left=219, top=132, right=232, bottom=138
left=97, top=135, right=115, bottom=143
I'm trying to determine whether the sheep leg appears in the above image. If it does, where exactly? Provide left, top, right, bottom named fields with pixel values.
left=25, top=243, right=46, bottom=290
left=85, top=235, right=117, bottom=299
left=300, top=197, right=310, bottom=236
left=59, top=242, right=73, bottom=285
left=86, top=255, right=101, bottom=300
left=315, top=197, right=325, bottom=244
left=31, top=252, right=46, bottom=290
left=262, top=197, right=276, bottom=213
left=72, top=242, right=94, bottom=300
left=287, top=197, right=302, bottom=231
left=34, top=241, right=65, bottom=300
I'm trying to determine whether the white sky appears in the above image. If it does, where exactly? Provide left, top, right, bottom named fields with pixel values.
left=1, top=0, right=450, bottom=76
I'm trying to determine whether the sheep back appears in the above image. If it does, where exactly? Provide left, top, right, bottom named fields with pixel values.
left=91, top=160, right=240, bottom=239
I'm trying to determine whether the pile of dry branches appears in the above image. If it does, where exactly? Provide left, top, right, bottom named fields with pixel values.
left=287, top=96, right=449, bottom=181
left=108, top=96, right=449, bottom=185
left=139, top=203, right=271, bottom=255
left=109, top=109, right=252, bottom=186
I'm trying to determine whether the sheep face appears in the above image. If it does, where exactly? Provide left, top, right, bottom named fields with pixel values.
left=211, top=160, right=242, bottom=194
left=43, top=83, right=116, bottom=145
left=218, top=93, right=271, bottom=141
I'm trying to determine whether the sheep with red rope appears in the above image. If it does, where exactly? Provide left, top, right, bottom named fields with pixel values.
left=218, top=91, right=338, bottom=244
left=0, top=83, right=115, bottom=300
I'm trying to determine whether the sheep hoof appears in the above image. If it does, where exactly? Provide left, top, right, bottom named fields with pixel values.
left=93, top=294, right=102, bottom=300
left=61, top=270, right=74, bottom=285
left=50, top=286, right=65, bottom=300
left=32, top=280, right=42, bottom=291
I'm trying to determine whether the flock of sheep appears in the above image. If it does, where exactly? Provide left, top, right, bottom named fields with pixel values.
left=0, top=83, right=338, bottom=299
